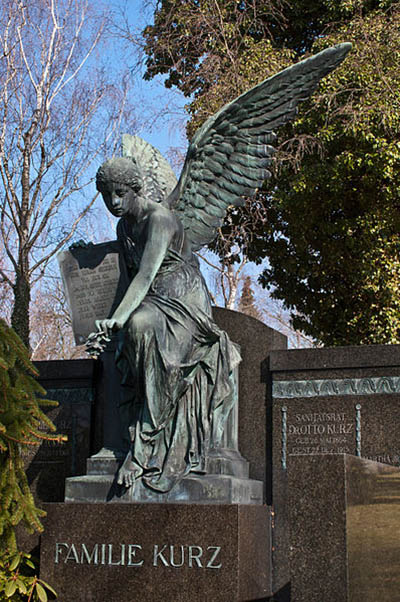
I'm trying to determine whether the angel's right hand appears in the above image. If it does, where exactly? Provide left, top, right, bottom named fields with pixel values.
left=95, top=318, right=123, bottom=338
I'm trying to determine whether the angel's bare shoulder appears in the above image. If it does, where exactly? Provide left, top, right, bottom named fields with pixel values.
left=147, top=204, right=180, bottom=235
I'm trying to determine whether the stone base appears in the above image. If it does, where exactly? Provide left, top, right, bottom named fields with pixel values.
left=86, top=447, right=125, bottom=475
left=40, top=502, right=272, bottom=602
left=65, top=473, right=263, bottom=504
left=65, top=446, right=262, bottom=504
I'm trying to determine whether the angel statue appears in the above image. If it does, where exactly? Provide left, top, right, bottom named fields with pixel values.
left=86, top=43, right=351, bottom=494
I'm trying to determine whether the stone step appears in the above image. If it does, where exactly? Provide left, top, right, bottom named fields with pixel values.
left=65, top=473, right=263, bottom=505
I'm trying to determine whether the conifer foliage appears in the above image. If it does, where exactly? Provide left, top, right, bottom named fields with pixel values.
left=0, top=319, right=64, bottom=599
left=238, top=276, right=262, bottom=321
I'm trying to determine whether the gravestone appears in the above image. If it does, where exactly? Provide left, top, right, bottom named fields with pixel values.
left=213, top=308, right=286, bottom=501
left=35, top=328, right=400, bottom=600
left=18, top=359, right=96, bottom=556
left=26, top=360, right=96, bottom=503
left=40, top=503, right=271, bottom=602
left=39, top=310, right=287, bottom=601
left=271, top=345, right=400, bottom=465
left=268, top=345, right=400, bottom=598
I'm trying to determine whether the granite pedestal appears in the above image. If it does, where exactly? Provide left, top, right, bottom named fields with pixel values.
left=40, top=503, right=272, bottom=602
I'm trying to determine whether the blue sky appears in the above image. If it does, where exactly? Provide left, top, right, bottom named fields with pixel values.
left=111, top=0, right=188, bottom=160
left=71, top=1, right=189, bottom=239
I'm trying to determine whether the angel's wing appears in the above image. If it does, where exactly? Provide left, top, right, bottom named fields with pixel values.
left=122, top=134, right=178, bottom=205
left=168, top=43, right=352, bottom=251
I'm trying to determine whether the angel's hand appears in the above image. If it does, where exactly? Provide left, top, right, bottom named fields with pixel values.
left=70, top=239, right=94, bottom=250
left=85, top=317, right=126, bottom=357
left=95, top=317, right=125, bottom=337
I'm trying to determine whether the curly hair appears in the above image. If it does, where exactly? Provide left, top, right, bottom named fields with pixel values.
left=96, top=157, right=143, bottom=193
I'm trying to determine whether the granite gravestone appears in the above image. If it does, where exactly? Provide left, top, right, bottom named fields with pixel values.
left=269, top=345, right=400, bottom=598
left=35, top=336, right=400, bottom=601
left=271, top=346, right=400, bottom=465
left=39, top=311, right=283, bottom=601
left=25, top=360, right=96, bottom=503
left=40, top=503, right=271, bottom=602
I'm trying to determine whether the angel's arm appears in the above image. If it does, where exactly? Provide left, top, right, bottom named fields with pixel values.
left=96, top=210, right=175, bottom=335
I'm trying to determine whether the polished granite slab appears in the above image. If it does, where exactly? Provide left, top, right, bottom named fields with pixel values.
left=287, top=454, right=400, bottom=601
left=40, top=503, right=272, bottom=602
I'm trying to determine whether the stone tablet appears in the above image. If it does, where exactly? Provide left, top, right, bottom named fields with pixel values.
left=58, top=242, right=128, bottom=345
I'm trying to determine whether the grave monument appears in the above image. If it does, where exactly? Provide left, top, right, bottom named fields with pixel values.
left=37, top=44, right=388, bottom=602
left=60, top=42, right=352, bottom=505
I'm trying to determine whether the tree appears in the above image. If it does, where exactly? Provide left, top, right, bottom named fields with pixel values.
left=197, top=193, right=270, bottom=309
left=142, top=0, right=400, bottom=346
left=0, top=319, right=63, bottom=550
left=238, top=275, right=262, bottom=320
left=0, top=251, right=12, bottom=324
left=142, top=0, right=387, bottom=136
left=143, top=0, right=293, bottom=139
left=0, top=0, right=132, bottom=347
left=30, top=279, right=85, bottom=361
left=258, top=5, right=400, bottom=345
left=0, top=319, right=63, bottom=599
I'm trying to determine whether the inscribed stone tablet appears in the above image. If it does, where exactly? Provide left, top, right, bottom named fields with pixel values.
left=57, top=242, right=128, bottom=345
left=40, top=504, right=272, bottom=602
left=284, top=404, right=356, bottom=458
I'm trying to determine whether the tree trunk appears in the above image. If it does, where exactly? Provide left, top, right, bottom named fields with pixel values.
left=11, top=269, right=31, bottom=350
left=226, top=264, right=239, bottom=310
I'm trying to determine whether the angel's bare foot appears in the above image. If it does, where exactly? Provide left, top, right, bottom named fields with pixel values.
left=117, top=451, right=142, bottom=488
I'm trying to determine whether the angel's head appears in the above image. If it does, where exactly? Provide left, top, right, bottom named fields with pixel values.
left=96, top=157, right=143, bottom=218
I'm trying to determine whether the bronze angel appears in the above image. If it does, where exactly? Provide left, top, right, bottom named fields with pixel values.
left=87, top=44, right=351, bottom=493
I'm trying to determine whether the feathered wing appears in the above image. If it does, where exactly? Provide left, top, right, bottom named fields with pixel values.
left=122, top=134, right=178, bottom=205
left=168, top=43, right=352, bottom=251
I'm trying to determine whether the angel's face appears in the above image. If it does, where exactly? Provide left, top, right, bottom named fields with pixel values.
left=96, top=158, right=143, bottom=219
left=101, top=181, right=137, bottom=218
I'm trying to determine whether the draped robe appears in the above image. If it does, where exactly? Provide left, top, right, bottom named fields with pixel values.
left=115, top=217, right=241, bottom=493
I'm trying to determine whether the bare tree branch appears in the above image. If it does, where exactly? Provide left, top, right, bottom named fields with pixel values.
left=0, top=0, right=136, bottom=345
